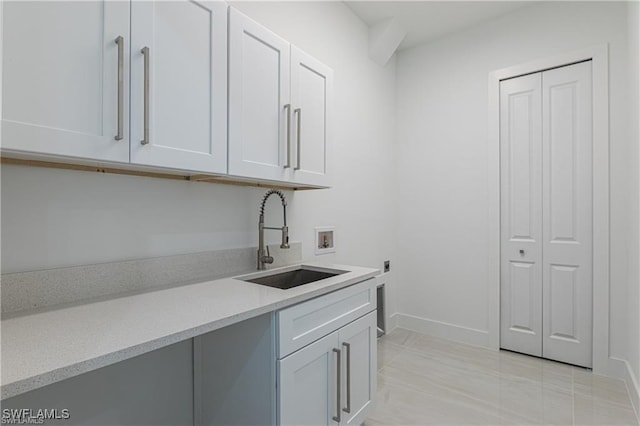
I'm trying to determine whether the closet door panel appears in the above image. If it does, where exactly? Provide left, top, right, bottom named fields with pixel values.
left=499, top=73, right=543, bottom=357
left=541, top=61, right=593, bottom=368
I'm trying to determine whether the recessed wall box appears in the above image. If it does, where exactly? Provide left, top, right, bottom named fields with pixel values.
left=315, top=227, right=335, bottom=255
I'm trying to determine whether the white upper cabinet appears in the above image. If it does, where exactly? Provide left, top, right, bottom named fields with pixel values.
left=2, top=2, right=330, bottom=188
left=130, top=1, right=227, bottom=174
left=2, top=0, right=227, bottom=174
left=290, top=47, right=332, bottom=187
left=1, top=1, right=130, bottom=162
left=228, top=8, right=291, bottom=182
left=228, top=8, right=332, bottom=187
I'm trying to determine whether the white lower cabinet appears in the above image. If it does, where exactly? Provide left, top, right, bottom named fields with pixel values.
left=277, top=279, right=377, bottom=426
left=338, top=312, right=377, bottom=426
left=278, top=312, right=376, bottom=426
left=279, top=330, right=340, bottom=426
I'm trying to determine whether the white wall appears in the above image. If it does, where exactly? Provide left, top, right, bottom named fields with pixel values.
left=395, top=1, right=631, bottom=361
left=1, top=2, right=397, bottom=281
left=627, top=0, right=640, bottom=407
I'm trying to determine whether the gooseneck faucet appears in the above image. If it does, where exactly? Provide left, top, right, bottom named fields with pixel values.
left=258, top=189, right=290, bottom=270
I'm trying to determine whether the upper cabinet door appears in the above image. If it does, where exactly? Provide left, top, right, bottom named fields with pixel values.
left=130, top=1, right=227, bottom=174
left=228, top=8, right=291, bottom=182
left=1, top=1, right=130, bottom=162
left=290, top=47, right=332, bottom=187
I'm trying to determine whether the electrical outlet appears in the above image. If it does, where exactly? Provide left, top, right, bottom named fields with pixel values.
left=384, top=260, right=390, bottom=273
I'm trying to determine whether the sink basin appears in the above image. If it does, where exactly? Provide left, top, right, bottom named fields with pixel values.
left=240, top=266, right=347, bottom=290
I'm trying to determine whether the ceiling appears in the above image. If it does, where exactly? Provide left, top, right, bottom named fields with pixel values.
left=344, top=1, right=533, bottom=51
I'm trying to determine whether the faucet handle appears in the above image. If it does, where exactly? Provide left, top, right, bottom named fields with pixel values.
left=263, top=246, right=274, bottom=265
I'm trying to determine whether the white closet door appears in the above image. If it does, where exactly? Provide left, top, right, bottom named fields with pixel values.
left=130, top=0, right=227, bottom=174
left=541, top=61, right=593, bottom=368
left=500, top=73, right=544, bottom=357
left=500, top=61, right=593, bottom=368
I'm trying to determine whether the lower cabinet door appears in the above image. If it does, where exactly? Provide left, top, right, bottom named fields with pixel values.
left=278, top=331, right=341, bottom=426
left=338, top=311, right=377, bottom=426
left=278, top=311, right=378, bottom=426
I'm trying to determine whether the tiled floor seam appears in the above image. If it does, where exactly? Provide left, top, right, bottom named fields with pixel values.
left=571, top=366, right=576, bottom=426
left=379, top=339, right=408, bottom=369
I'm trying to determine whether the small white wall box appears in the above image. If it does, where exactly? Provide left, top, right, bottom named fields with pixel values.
left=315, top=227, right=335, bottom=255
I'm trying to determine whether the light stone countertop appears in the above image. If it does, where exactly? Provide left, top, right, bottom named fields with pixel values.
left=1, top=262, right=379, bottom=400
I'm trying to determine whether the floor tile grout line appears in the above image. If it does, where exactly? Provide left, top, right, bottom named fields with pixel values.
left=379, top=338, right=410, bottom=368
left=389, top=344, right=408, bottom=368
left=571, top=366, right=576, bottom=426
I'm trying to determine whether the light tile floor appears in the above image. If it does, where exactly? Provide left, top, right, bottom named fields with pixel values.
left=366, top=329, right=639, bottom=426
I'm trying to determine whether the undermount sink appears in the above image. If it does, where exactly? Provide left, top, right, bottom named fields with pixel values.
left=240, top=266, right=347, bottom=290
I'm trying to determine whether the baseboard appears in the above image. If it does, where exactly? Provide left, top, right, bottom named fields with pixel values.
left=387, top=312, right=400, bottom=334
left=394, top=313, right=491, bottom=349
left=609, top=357, right=640, bottom=423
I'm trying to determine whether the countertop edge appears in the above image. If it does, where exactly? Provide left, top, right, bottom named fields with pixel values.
left=1, top=265, right=379, bottom=400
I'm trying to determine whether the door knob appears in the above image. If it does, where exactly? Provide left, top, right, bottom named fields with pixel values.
left=519, top=249, right=525, bottom=256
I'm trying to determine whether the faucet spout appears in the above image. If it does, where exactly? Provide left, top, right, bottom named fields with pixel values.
left=258, top=189, right=290, bottom=270
left=281, top=226, right=290, bottom=249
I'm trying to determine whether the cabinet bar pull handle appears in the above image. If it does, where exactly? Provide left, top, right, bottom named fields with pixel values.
left=284, top=104, right=291, bottom=168
left=140, top=46, right=150, bottom=145
left=294, top=108, right=301, bottom=170
left=332, top=348, right=341, bottom=423
left=114, top=36, right=124, bottom=141
left=342, top=342, right=351, bottom=414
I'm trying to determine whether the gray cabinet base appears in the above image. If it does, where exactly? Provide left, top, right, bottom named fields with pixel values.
left=2, top=340, right=194, bottom=425
left=195, top=312, right=276, bottom=426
